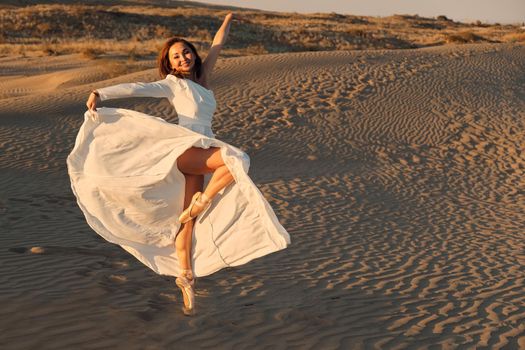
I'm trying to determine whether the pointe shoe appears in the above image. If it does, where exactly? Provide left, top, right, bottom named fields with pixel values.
left=176, top=270, right=195, bottom=316
left=178, top=192, right=211, bottom=224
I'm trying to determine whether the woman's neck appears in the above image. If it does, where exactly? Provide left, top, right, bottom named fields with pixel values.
left=174, top=70, right=206, bottom=88
left=179, top=70, right=196, bottom=81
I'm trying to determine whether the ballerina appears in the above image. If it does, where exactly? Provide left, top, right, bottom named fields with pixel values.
left=71, top=13, right=290, bottom=315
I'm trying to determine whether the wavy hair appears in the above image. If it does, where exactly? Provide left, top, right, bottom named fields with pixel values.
left=158, top=37, right=202, bottom=79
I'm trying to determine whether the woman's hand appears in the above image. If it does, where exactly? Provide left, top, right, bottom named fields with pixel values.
left=227, top=13, right=247, bottom=23
left=86, top=91, right=99, bottom=111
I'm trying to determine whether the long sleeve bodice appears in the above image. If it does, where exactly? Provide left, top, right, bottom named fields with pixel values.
left=96, top=74, right=217, bottom=137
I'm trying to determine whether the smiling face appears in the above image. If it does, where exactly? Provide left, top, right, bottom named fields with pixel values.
left=168, top=42, right=195, bottom=74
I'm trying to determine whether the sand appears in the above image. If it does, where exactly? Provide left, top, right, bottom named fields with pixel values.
left=1, top=43, right=524, bottom=349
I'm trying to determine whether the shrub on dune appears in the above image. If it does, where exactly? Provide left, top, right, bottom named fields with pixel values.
left=444, top=31, right=486, bottom=43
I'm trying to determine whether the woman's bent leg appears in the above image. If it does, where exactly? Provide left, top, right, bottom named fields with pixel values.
left=177, top=147, right=224, bottom=174
left=177, top=147, right=235, bottom=219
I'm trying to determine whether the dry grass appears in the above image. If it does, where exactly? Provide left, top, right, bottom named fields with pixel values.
left=81, top=47, right=105, bottom=59
left=502, top=32, right=525, bottom=43
left=0, top=3, right=521, bottom=58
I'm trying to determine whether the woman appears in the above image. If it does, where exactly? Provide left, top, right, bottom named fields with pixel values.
left=69, top=13, right=290, bottom=315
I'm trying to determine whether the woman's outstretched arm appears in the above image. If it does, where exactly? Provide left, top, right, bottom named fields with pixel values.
left=201, top=13, right=234, bottom=84
left=86, top=79, right=174, bottom=111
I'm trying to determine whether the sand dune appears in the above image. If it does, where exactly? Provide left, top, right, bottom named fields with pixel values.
left=1, top=43, right=524, bottom=349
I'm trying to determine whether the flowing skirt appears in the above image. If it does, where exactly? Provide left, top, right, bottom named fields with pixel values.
left=67, top=107, right=290, bottom=277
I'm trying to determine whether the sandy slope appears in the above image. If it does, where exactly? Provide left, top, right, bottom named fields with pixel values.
left=1, top=43, right=524, bottom=349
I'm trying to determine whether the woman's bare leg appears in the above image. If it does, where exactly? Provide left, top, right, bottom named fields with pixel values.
left=175, top=220, right=193, bottom=269
left=175, top=147, right=234, bottom=314
left=174, top=173, right=202, bottom=314
left=175, top=174, right=203, bottom=271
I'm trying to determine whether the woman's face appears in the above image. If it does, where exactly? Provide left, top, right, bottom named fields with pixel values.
left=169, top=42, right=195, bottom=74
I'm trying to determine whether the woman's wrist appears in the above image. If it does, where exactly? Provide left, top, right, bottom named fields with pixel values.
left=91, top=90, right=100, bottom=97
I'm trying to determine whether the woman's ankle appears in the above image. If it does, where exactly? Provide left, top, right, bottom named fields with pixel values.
left=181, top=269, right=194, bottom=280
left=198, top=192, right=211, bottom=205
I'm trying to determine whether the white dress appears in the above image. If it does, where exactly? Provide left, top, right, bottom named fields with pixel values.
left=67, top=75, right=290, bottom=277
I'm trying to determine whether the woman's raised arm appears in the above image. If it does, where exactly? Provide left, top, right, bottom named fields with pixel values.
left=201, top=13, right=234, bottom=84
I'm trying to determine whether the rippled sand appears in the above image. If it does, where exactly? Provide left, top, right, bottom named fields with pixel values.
left=1, top=43, right=524, bottom=349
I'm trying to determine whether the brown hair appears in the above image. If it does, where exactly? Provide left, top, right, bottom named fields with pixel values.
left=158, top=37, right=203, bottom=79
